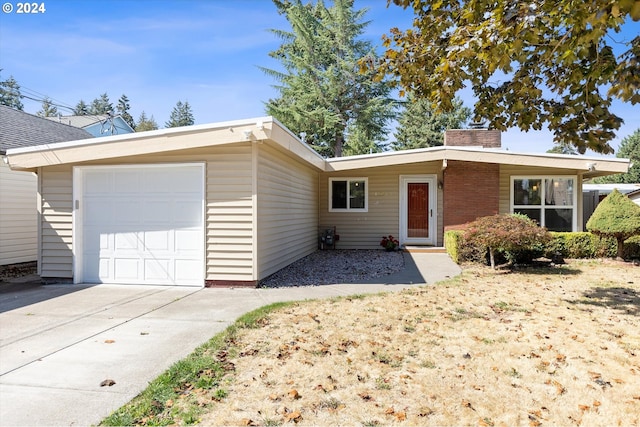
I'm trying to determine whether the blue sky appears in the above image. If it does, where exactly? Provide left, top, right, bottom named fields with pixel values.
left=1, top=0, right=638, bottom=155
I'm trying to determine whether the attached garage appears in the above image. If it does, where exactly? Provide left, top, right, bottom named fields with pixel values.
left=74, top=164, right=205, bottom=286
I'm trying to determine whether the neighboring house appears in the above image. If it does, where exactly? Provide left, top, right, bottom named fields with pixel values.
left=46, top=114, right=134, bottom=137
left=627, top=189, right=640, bottom=206
left=5, top=117, right=630, bottom=286
left=582, top=183, right=640, bottom=227
left=0, top=105, right=93, bottom=266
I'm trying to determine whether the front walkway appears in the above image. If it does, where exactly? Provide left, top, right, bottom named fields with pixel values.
left=0, top=252, right=460, bottom=426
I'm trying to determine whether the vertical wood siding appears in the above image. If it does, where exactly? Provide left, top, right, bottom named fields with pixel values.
left=256, top=144, right=318, bottom=280
left=0, top=162, right=37, bottom=265
left=320, top=163, right=442, bottom=249
left=39, top=165, right=74, bottom=277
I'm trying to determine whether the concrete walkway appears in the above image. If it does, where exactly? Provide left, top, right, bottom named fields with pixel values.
left=0, top=252, right=460, bottom=426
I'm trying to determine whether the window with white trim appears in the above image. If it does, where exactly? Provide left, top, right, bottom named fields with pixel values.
left=511, top=176, right=576, bottom=232
left=329, top=178, right=368, bottom=212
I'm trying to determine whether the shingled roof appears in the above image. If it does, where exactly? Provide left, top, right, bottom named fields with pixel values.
left=0, top=105, right=93, bottom=154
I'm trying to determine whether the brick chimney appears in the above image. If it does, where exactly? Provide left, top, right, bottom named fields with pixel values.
left=444, top=129, right=501, bottom=148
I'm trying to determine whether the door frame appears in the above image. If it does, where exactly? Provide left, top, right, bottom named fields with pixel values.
left=72, top=163, right=206, bottom=285
left=399, top=175, right=437, bottom=246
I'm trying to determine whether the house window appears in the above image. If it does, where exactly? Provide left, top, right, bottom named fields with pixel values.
left=329, top=178, right=367, bottom=211
left=511, top=176, right=576, bottom=232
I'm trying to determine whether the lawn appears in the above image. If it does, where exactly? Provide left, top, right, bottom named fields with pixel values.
left=103, top=259, right=640, bottom=426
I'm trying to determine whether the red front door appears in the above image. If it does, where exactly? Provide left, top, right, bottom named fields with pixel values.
left=407, top=182, right=429, bottom=238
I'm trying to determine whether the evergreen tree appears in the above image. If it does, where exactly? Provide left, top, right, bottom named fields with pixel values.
left=135, top=111, right=159, bottom=132
left=586, top=189, right=640, bottom=260
left=546, top=143, right=578, bottom=155
left=74, top=100, right=89, bottom=115
left=0, top=72, right=24, bottom=110
left=593, top=129, right=640, bottom=184
left=89, top=93, right=113, bottom=115
left=36, top=96, right=58, bottom=117
left=263, top=0, right=395, bottom=157
left=116, top=94, right=135, bottom=129
left=165, top=101, right=194, bottom=128
left=392, top=95, right=470, bottom=150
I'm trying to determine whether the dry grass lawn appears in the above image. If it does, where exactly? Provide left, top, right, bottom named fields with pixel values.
left=200, top=260, right=640, bottom=426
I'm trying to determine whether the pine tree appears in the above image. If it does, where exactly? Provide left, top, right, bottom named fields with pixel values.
left=392, top=95, right=470, bottom=150
left=165, top=101, right=194, bottom=128
left=135, top=111, right=159, bottom=132
left=0, top=72, right=24, bottom=110
left=89, top=93, right=113, bottom=115
left=593, top=129, right=640, bottom=184
left=116, top=94, right=135, bottom=129
left=74, top=100, right=89, bottom=115
left=36, top=96, right=59, bottom=117
left=263, top=0, right=395, bottom=157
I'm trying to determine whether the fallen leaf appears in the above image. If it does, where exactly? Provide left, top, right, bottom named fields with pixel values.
left=104, top=339, right=115, bottom=344
left=288, top=389, right=301, bottom=400
left=395, top=411, right=406, bottom=421
left=284, top=410, right=302, bottom=423
left=578, top=404, right=590, bottom=412
left=100, top=379, right=116, bottom=387
left=240, top=418, right=257, bottom=426
left=269, top=394, right=280, bottom=401
left=385, top=407, right=395, bottom=415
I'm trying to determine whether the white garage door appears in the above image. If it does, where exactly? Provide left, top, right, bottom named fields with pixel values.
left=76, top=164, right=204, bottom=286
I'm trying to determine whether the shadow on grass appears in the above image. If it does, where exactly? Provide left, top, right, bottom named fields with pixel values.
left=566, top=287, right=640, bottom=316
left=506, top=262, right=583, bottom=276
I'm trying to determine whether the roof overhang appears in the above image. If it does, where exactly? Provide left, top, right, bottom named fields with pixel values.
left=6, top=116, right=326, bottom=172
left=5, top=116, right=630, bottom=178
left=325, top=146, right=630, bottom=178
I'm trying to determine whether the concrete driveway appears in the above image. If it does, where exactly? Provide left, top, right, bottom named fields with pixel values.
left=0, top=252, right=460, bottom=426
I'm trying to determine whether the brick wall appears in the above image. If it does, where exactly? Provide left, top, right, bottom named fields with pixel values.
left=443, top=161, right=500, bottom=231
left=444, top=129, right=501, bottom=148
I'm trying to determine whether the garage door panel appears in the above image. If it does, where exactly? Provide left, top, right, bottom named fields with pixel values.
left=113, top=258, right=141, bottom=281
left=79, top=165, right=204, bottom=286
left=114, top=232, right=140, bottom=250
left=142, top=201, right=172, bottom=223
left=114, top=170, right=141, bottom=193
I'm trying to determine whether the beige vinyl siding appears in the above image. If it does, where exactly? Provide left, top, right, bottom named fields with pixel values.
left=37, top=144, right=256, bottom=282
left=0, top=162, right=37, bottom=265
left=205, top=146, right=254, bottom=281
left=320, top=163, right=442, bottom=249
left=256, top=144, right=318, bottom=280
left=499, top=165, right=583, bottom=230
left=39, top=165, right=74, bottom=277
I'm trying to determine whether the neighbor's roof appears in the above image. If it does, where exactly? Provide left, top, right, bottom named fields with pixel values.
left=4, top=115, right=631, bottom=178
left=0, top=105, right=93, bottom=154
left=45, top=114, right=135, bottom=133
left=583, top=183, right=640, bottom=194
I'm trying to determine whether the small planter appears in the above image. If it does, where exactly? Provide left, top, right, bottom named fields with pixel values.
left=380, top=235, right=399, bottom=252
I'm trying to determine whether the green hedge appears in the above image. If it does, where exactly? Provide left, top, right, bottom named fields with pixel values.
left=444, top=230, right=640, bottom=264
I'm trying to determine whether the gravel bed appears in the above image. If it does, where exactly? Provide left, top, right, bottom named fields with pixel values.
left=0, top=262, right=37, bottom=282
left=259, top=249, right=404, bottom=288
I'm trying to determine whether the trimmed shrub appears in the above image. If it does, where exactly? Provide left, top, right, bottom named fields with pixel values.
left=587, top=189, right=640, bottom=259
left=444, top=230, right=463, bottom=264
left=463, top=214, right=552, bottom=268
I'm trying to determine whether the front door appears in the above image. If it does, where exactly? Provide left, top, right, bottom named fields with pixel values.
left=400, top=175, right=436, bottom=246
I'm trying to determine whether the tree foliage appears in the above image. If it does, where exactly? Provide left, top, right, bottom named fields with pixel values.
left=74, top=100, right=89, bottom=115
left=36, top=96, right=58, bottom=117
left=165, top=101, right=194, bottom=128
left=0, top=72, right=24, bottom=110
left=264, top=0, right=395, bottom=157
left=593, top=129, right=640, bottom=183
left=89, top=93, right=113, bottom=115
left=374, top=0, right=640, bottom=154
left=586, top=189, right=640, bottom=259
left=392, top=94, right=471, bottom=150
left=116, top=94, right=135, bottom=129
left=135, top=111, right=159, bottom=132
left=463, top=213, right=551, bottom=268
